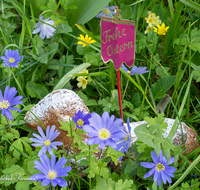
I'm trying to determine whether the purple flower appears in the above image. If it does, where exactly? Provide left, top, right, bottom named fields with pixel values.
left=140, top=150, right=176, bottom=186
left=30, top=154, right=71, bottom=187
left=95, top=6, right=116, bottom=18
left=1, top=49, right=23, bottom=68
left=32, top=16, right=56, bottom=39
left=83, top=111, right=126, bottom=149
left=116, top=117, right=131, bottom=160
left=0, top=86, right=23, bottom=121
left=30, top=125, right=62, bottom=156
left=72, top=110, right=91, bottom=129
left=121, top=64, right=149, bottom=75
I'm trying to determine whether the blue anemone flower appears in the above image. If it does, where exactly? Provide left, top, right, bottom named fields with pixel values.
left=95, top=6, right=116, bottom=18
left=121, top=64, right=149, bottom=75
left=140, top=150, right=176, bottom=186
left=72, top=110, right=91, bottom=129
left=83, top=111, right=126, bottom=149
left=31, top=154, right=71, bottom=187
left=32, top=16, right=56, bottom=39
left=1, top=49, right=23, bottom=68
left=30, top=125, right=62, bottom=156
left=0, top=86, right=23, bottom=120
left=116, top=117, right=131, bottom=160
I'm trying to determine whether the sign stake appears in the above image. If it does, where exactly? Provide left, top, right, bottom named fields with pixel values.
left=101, top=6, right=135, bottom=121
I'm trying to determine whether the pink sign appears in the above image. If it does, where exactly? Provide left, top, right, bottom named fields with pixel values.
left=101, top=16, right=135, bottom=70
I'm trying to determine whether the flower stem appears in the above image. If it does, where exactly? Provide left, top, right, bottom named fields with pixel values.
left=66, top=128, right=77, bottom=156
left=5, top=116, right=11, bottom=132
left=83, top=47, right=85, bottom=62
left=122, top=79, right=129, bottom=99
left=69, top=119, right=81, bottom=190
left=88, top=145, right=92, bottom=190
left=96, top=147, right=108, bottom=186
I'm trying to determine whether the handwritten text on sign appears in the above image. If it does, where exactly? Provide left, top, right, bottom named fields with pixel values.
left=101, top=17, right=135, bottom=70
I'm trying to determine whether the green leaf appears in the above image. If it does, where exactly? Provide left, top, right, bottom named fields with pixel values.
left=152, top=182, right=158, bottom=190
left=98, top=89, right=121, bottom=112
left=180, top=0, right=200, bottom=12
left=174, top=27, right=200, bottom=53
left=93, top=178, right=133, bottom=190
left=77, top=91, right=97, bottom=106
left=151, top=75, right=176, bottom=99
left=26, top=81, right=49, bottom=99
left=134, top=114, right=173, bottom=160
left=48, top=43, right=58, bottom=60
left=88, top=156, right=109, bottom=179
left=115, top=179, right=134, bottom=190
left=32, top=181, right=48, bottom=190
left=3, top=165, right=25, bottom=175
left=11, top=139, right=23, bottom=159
left=120, top=5, right=133, bottom=20
left=66, top=0, right=111, bottom=26
left=59, top=121, right=70, bottom=131
left=4, top=154, right=17, bottom=167
left=85, top=53, right=104, bottom=66
left=53, top=63, right=91, bottom=90
left=16, top=181, right=33, bottom=190
left=60, top=0, right=76, bottom=9
left=11, top=128, right=20, bottom=138
left=26, top=0, right=48, bottom=17
left=21, top=139, right=32, bottom=155
left=134, top=123, right=161, bottom=153
left=107, top=147, right=124, bottom=166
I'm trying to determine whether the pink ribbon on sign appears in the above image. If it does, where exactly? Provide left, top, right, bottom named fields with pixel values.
left=101, top=16, right=135, bottom=70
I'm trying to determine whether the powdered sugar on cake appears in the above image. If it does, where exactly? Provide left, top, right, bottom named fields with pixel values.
left=24, top=89, right=89, bottom=122
left=124, top=118, right=186, bottom=146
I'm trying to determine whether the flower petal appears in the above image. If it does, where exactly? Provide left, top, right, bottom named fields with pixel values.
left=140, top=162, right=155, bottom=169
left=143, top=167, right=155, bottom=178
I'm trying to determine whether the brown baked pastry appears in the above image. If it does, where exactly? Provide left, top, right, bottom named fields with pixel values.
left=24, top=89, right=90, bottom=150
left=128, top=118, right=199, bottom=155
left=24, top=90, right=199, bottom=157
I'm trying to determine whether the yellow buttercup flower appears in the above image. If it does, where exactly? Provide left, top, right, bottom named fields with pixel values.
left=153, top=23, right=169, bottom=35
left=77, top=77, right=88, bottom=89
left=77, top=34, right=96, bottom=47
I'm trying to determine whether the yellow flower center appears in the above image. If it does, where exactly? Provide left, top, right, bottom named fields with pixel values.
left=149, top=18, right=153, bottom=23
left=103, top=8, right=109, bottom=14
left=98, top=128, right=110, bottom=140
left=9, top=58, right=15, bottom=63
left=48, top=171, right=57, bottom=179
left=0, top=100, right=10, bottom=109
left=147, top=27, right=152, bottom=32
left=127, top=71, right=131, bottom=74
left=156, top=163, right=165, bottom=172
left=77, top=119, right=84, bottom=127
left=81, top=78, right=87, bottom=85
left=44, top=139, right=51, bottom=146
left=124, top=133, right=130, bottom=141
